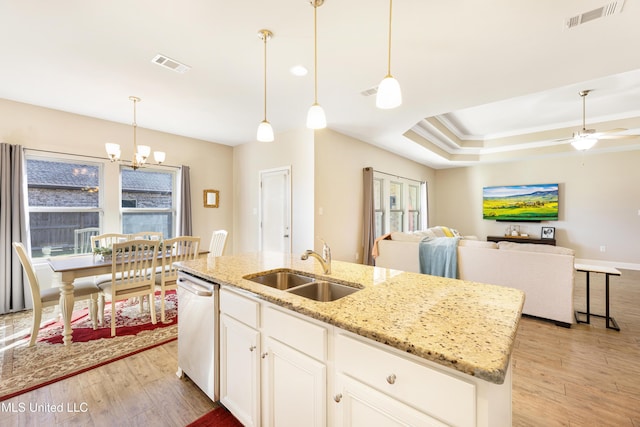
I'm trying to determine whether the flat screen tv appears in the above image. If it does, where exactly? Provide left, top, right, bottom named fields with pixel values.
left=482, top=183, right=559, bottom=221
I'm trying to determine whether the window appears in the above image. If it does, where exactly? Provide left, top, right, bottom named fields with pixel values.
left=26, top=158, right=103, bottom=258
left=120, top=167, right=176, bottom=238
left=373, top=172, right=427, bottom=238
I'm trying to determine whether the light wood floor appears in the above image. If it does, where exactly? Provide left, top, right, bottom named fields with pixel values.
left=2, top=268, right=639, bottom=426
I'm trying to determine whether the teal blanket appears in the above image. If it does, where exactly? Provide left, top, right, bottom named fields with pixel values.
left=418, top=237, right=461, bottom=278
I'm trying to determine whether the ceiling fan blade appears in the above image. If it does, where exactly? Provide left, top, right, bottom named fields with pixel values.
left=598, top=134, right=640, bottom=140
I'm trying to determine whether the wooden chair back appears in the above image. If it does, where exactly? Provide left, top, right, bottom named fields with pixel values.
left=159, top=236, right=200, bottom=285
left=209, top=230, right=228, bottom=256
left=130, top=231, right=163, bottom=241
left=74, top=227, right=100, bottom=254
left=12, top=242, right=43, bottom=311
left=91, top=233, right=130, bottom=251
left=110, top=239, right=159, bottom=296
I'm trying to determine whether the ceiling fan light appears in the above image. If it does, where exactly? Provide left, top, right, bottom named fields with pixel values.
left=376, top=75, right=402, bottom=109
left=257, top=120, right=274, bottom=142
left=571, top=136, right=597, bottom=151
left=306, top=103, right=327, bottom=129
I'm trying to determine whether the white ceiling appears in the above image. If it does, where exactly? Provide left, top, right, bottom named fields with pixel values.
left=1, top=0, right=640, bottom=169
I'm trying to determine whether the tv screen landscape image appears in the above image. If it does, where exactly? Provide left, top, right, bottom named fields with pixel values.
left=483, top=183, right=559, bottom=221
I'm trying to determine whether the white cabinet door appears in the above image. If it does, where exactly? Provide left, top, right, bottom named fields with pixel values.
left=334, top=374, right=448, bottom=427
left=220, top=314, right=261, bottom=427
left=261, top=336, right=326, bottom=427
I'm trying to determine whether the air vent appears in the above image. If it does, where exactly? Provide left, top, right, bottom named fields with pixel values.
left=565, top=0, right=625, bottom=29
left=360, top=87, right=378, bottom=97
left=151, top=54, right=191, bottom=74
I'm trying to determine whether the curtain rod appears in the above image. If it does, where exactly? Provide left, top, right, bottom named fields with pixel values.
left=369, top=167, right=425, bottom=183
left=24, top=148, right=181, bottom=170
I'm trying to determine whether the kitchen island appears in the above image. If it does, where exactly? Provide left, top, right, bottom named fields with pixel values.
left=177, top=252, right=525, bottom=427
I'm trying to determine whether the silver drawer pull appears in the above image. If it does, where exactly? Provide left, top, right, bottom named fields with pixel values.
left=334, top=393, right=343, bottom=403
left=386, top=374, right=396, bottom=384
left=249, top=345, right=256, bottom=352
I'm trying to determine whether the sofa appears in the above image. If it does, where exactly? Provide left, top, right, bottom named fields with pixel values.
left=374, top=231, right=575, bottom=326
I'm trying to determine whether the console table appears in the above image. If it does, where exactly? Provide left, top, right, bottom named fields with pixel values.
left=574, top=264, right=621, bottom=331
left=486, top=235, right=556, bottom=246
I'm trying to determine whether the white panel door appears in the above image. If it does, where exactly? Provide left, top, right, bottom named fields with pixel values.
left=259, top=167, right=291, bottom=253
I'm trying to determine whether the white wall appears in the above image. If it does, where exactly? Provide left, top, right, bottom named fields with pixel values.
left=0, top=98, right=233, bottom=253
left=314, top=129, right=436, bottom=262
left=232, top=128, right=315, bottom=255
left=434, top=150, right=640, bottom=269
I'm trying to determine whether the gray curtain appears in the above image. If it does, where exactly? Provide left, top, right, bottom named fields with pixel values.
left=362, top=167, right=375, bottom=266
left=179, top=165, right=192, bottom=236
left=0, top=143, right=29, bottom=313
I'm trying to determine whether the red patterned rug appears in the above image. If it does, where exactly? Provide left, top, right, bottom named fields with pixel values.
left=35, top=291, right=177, bottom=344
left=0, top=291, right=178, bottom=401
left=187, top=405, right=243, bottom=427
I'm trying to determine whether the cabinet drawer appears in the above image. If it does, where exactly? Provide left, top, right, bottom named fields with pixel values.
left=220, top=287, right=260, bottom=328
left=263, top=306, right=328, bottom=361
left=335, top=333, right=476, bottom=427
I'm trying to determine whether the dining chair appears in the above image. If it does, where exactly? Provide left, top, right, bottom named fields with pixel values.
left=13, top=242, right=99, bottom=346
left=130, top=231, right=163, bottom=241
left=91, top=233, right=131, bottom=285
left=74, top=227, right=100, bottom=254
left=155, top=236, right=200, bottom=323
left=209, top=229, right=228, bottom=256
left=90, top=233, right=130, bottom=252
left=97, top=239, right=160, bottom=336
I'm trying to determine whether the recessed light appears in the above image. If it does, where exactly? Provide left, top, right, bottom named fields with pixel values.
left=290, top=65, right=308, bottom=77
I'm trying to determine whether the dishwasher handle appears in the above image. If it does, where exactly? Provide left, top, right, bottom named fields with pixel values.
left=177, top=277, right=214, bottom=297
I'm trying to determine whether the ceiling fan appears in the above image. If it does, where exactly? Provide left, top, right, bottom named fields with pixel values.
left=565, top=89, right=637, bottom=150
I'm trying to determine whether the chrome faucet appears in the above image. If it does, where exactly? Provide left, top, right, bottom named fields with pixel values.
left=301, top=239, right=332, bottom=274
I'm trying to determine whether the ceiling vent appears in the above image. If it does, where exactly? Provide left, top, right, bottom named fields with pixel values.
left=565, top=0, right=625, bottom=29
left=151, top=54, right=191, bottom=74
left=360, top=87, right=378, bottom=97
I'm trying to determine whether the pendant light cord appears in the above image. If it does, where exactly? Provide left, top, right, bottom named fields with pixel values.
left=313, top=1, right=319, bottom=104
left=132, top=98, right=138, bottom=157
left=263, top=33, right=268, bottom=121
left=386, top=0, right=393, bottom=77
left=582, top=93, right=586, bottom=131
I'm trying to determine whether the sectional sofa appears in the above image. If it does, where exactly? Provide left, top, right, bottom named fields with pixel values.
left=374, top=231, right=575, bottom=326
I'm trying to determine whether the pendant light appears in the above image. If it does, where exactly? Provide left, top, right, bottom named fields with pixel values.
left=105, top=96, right=166, bottom=169
left=257, top=29, right=274, bottom=142
left=376, top=0, right=402, bottom=109
left=306, top=0, right=327, bottom=129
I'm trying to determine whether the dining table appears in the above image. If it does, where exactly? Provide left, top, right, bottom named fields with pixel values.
left=47, top=249, right=209, bottom=346
left=47, top=254, right=114, bottom=346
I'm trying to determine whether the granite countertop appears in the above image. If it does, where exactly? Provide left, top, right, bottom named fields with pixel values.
left=176, top=252, right=525, bottom=385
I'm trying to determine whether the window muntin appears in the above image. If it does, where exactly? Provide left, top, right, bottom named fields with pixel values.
left=120, top=167, right=176, bottom=238
left=26, top=158, right=102, bottom=257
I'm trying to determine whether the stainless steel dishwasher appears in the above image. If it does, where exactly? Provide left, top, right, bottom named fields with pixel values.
left=176, top=271, right=219, bottom=402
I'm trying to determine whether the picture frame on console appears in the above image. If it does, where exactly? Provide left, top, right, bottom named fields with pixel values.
left=541, top=226, right=555, bottom=240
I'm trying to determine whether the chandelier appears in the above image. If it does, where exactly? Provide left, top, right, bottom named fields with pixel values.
left=105, top=96, right=166, bottom=170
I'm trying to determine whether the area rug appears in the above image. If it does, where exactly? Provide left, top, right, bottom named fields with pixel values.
left=187, top=405, right=243, bottom=427
left=0, top=291, right=178, bottom=401
left=37, top=291, right=177, bottom=344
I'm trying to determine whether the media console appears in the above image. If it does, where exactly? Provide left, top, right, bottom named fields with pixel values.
left=486, top=235, right=556, bottom=246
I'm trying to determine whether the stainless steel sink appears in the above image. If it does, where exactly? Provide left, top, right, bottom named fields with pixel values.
left=286, top=281, right=360, bottom=302
left=244, top=269, right=315, bottom=290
